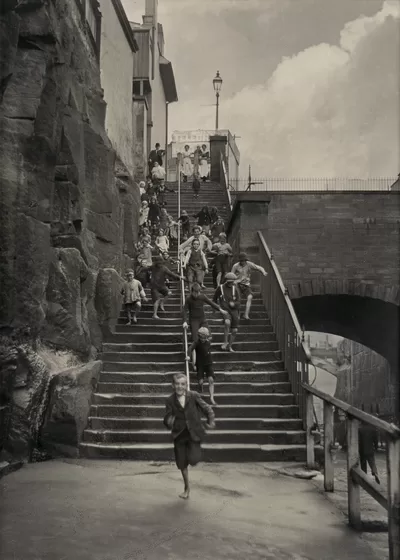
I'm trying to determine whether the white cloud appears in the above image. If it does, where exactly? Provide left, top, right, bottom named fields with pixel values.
left=170, top=0, right=400, bottom=177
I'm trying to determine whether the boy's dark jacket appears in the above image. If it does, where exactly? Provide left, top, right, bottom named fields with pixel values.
left=163, top=390, right=215, bottom=442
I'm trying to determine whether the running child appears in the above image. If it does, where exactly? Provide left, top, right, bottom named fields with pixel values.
left=136, top=236, right=153, bottom=287
left=213, top=272, right=240, bottom=351
left=211, top=232, right=232, bottom=287
left=121, top=270, right=148, bottom=324
left=150, top=255, right=182, bottom=319
left=231, top=252, right=267, bottom=320
left=188, top=327, right=217, bottom=405
left=182, top=282, right=228, bottom=342
left=183, top=238, right=208, bottom=291
left=163, top=373, right=215, bottom=499
left=178, top=210, right=191, bottom=240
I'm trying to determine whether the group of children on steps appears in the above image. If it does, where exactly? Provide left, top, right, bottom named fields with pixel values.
left=121, top=178, right=269, bottom=498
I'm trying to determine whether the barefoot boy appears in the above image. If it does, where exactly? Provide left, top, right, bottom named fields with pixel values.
left=163, top=373, right=215, bottom=499
left=231, top=252, right=267, bottom=320
left=213, top=272, right=241, bottom=351
left=121, top=270, right=147, bottom=324
left=189, top=327, right=217, bottom=405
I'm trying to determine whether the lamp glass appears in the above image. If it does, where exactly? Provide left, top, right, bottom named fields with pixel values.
left=213, top=71, right=223, bottom=93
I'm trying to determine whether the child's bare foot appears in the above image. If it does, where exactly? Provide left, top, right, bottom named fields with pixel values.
left=153, top=314, right=160, bottom=319
left=179, top=489, right=190, bottom=499
left=228, top=345, right=235, bottom=352
left=221, top=343, right=228, bottom=351
left=132, top=316, right=137, bottom=324
left=160, top=304, right=165, bottom=312
left=210, top=397, right=217, bottom=406
left=126, top=320, right=131, bottom=325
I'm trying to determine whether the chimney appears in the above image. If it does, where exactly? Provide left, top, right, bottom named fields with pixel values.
left=143, top=0, right=158, bottom=25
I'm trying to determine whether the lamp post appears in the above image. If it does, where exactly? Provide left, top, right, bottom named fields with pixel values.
left=213, top=70, right=223, bottom=132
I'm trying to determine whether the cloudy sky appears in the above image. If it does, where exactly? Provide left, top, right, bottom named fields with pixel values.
left=122, top=0, right=400, bottom=177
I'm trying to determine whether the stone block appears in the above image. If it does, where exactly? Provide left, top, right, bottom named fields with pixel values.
left=42, top=248, right=92, bottom=356
left=40, top=361, right=102, bottom=454
left=12, top=215, right=50, bottom=332
left=85, top=210, right=119, bottom=245
left=0, top=11, right=19, bottom=102
left=95, top=268, right=124, bottom=337
left=2, top=48, right=48, bottom=119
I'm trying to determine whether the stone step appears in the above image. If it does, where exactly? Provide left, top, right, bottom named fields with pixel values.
left=79, top=442, right=307, bottom=462
left=118, top=303, right=267, bottom=315
left=104, top=331, right=276, bottom=343
left=92, top=393, right=295, bottom=406
left=87, top=416, right=303, bottom=431
left=115, top=317, right=270, bottom=327
left=102, top=340, right=279, bottom=353
left=102, top=359, right=285, bottom=372
left=114, top=323, right=273, bottom=333
left=101, top=350, right=282, bottom=364
left=99, top=370, right=289, bottom=384
left=96, top=381, right=291, bottom=394
left=116, top=311, right=270, bottom=321
left=83, top=429, right=306, bottom=445
left=89, top=403, right=299, bottom=419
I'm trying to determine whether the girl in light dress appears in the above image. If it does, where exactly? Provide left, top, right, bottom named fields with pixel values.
left=199, top=144, right=209, bottom=182
left=182, top=145, right=193, bottom=182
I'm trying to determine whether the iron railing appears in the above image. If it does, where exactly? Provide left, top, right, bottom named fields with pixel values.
left=220, top=153, right=233, bottom=210
left=303, top=383, right=400, bottom=560
left=176, top=155, right=191, bottom=388
left=231, top=177, right=398, bottom=192
left=257, top=231, right=312, bottom=426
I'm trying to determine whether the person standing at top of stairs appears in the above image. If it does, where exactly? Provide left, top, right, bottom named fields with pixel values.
left=179, top=225, right=212, bottom=255
left=213, top=272, right=241, bottom=352
left=231, top=252, right=268, bottom=321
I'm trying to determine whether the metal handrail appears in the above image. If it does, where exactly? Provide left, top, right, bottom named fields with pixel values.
left=176, top=155, right=190, bottom=388
left=257, top=230, right=312, bottom=426
left=220, top=153, right=232, bottom=210
left=303, top=382, right=400, bottom=560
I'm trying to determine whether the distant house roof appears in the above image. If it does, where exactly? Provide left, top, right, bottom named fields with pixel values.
left=159, top=55, right=178, bottom=103
left=111, top=0, right=139, bottom=52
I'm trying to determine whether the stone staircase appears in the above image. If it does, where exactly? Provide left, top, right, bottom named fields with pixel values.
left=80, top=181, right=307, bottom=461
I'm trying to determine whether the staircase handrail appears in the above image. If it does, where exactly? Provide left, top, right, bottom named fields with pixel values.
left=179, top=254, right=191, bottom=388
left=257, top=230, right=313, bottom=427
left=176, top=154, right=190, bottom=388
left=220, top=153, right=232, bottom=210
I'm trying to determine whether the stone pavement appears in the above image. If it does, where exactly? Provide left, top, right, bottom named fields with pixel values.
left=310, top=450, right=389, bottom=560
left=0, top=460, right=382, bottom=560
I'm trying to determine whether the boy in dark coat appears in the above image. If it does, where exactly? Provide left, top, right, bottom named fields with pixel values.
left=189, top=327, right=217, bottom=405
left=213, top=272, right=241, bottom=351
left=150, top=255, right=182, bottom=319
left=164, top=373, right=215, bottom=499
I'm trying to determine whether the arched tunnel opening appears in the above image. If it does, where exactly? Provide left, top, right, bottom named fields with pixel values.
left=292, top=294, right=400, bottom=423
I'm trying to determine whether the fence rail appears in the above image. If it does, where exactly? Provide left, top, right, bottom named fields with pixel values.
left=230, top=177, right=398, bottom=192
left=257, top=231, right=311, bottom=426
left=303, top=382, right=400, bottom=560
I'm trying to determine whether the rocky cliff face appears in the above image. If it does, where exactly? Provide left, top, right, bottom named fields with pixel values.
left=0, top=0, right=140, bottom=458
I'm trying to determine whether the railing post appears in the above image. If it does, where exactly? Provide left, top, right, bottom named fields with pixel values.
left=306, top=391, right=315, bottom=468
left=387, top=437, right=400, bottom=560
left=323, top=401, right=334, bottom=492
left=347, top=416, right=361, bottom=530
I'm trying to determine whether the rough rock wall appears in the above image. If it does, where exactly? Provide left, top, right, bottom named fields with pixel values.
left=0, top=0, right=140, bottom=457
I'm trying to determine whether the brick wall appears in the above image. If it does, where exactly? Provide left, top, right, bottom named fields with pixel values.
left=227, top=192, right=400, bottom=305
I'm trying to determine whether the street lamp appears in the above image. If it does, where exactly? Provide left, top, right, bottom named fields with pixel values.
left=213, top=70, right=223, bottom=132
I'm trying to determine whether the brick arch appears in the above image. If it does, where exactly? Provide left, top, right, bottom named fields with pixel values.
left=287, top=279, right=400, bottom=307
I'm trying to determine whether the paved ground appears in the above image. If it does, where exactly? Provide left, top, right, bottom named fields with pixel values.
left=0, top=460, right=382, bottom=560
left=310, top=451, right=389, bottom=560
